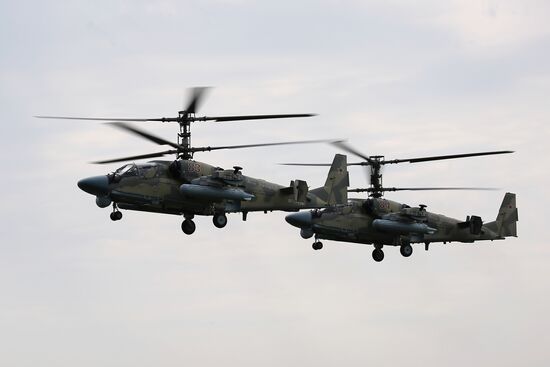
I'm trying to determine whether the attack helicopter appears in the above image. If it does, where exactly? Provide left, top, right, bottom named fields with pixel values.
left=37, top=88, right=349, bottom=234
left=284, top=142, right=518, bottom=262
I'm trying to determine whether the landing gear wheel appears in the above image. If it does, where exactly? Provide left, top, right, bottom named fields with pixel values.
left=212, top=213, right=227, bottom=228
left=312, top=241, right=323, bottom=250
left=110, top=211, right=122, bottom=221
left=372, top=248, right=384, bottom=262
left=400, top=244, right=413, bottom=257
left=181, top=219, right=196, bottom=235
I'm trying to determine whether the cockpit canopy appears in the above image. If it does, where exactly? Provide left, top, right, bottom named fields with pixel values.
left=115, top=163, right=138, bottom=177
left=109, top=162, right=161, bottom=183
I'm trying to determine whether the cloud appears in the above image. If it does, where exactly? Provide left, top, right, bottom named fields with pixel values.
left=435, top=0, right=550, bottom=50
left=1, top=1, right=549, bottom=366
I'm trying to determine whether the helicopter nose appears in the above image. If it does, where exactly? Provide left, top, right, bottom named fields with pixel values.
left=77, top=175, right=110, bottom=196
left=285, top=211, right=312, bottom=228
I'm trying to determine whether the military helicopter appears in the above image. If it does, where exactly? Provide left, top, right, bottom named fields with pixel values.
left=284, top=142, right=518, bottom=262
left=37, top=88, right=350, bottom=234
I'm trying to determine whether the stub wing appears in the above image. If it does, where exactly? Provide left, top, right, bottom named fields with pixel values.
left=180, top=184, right=254, bottom=201
left=372, top=218, right=436, bottom=236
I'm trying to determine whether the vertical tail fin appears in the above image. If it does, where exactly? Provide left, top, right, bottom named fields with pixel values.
left=491, top=192, right=518, bottom=237
left=310, top=154, right=349, bottom=205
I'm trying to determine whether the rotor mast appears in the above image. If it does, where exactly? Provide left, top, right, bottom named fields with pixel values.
left=369, top=156, right=384, bottom=197
left=177, top=110, right=193, bottom=160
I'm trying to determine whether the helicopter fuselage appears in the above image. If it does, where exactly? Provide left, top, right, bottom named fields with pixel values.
left=285, top=194, right=518, bottom=261
left=81, top=160, right=326, bottom=216
left=78, top=155, right=350, bottom=232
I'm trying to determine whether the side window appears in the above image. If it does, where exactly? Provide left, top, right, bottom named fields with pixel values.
left=142, top=166, right=158, bottom=179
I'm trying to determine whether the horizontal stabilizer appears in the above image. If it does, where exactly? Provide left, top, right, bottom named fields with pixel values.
left=280, top=180, right=309, bottom=203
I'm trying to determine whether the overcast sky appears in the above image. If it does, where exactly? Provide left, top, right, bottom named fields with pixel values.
left=1, top=1, right=549, bottom=366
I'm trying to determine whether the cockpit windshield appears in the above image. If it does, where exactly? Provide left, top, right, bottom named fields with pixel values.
left=109, top=163, right=159, bottom=184
left=115, top=163, right=138, bottom=177
left=314, top=205, right=343, bottom=218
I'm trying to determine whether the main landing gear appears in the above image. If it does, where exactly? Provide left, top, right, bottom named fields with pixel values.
left=400, top=243, right=413, bottom=257
left=181, top=214, right=196, bottom=235
left=212, top=213, right=228, bottom=228
left=398, top=237, right=413, bottom=258
left=371, top=243, right=414, bottom=262
left=180, top=213, right=229, bottom=235
left=372, top=246, right=384, bottom=262
left=181, top=219, right=196, bottom=235
left=110, top=204, right=122, bottom=221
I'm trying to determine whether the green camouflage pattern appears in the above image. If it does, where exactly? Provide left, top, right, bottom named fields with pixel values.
left=286, top=193, right=518, bottom=258
left=91, top=154, right=349, bottom=218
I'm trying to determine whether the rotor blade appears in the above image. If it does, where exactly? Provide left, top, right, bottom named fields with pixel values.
left=35, top=113, right=316, bottom=123
left=278, top=162, right=366, bottom=166
left=107, top=122, right=185, bottom=150
left=385, top=187, right=499, bottom=191
left=34, top=115, right=179, bottom=122
left=91, top=150, right=177, bottom=164
left=279, top=163, right=333, bottom=166
left=190, top=139, right=335, bottom=153
left=331, top=141, right=373, bottom=163
left=185, top=87, right=210, bottom=114
left=194, top=113, right=316, bottom=122
left=348, top=187, right=499, bottom=193
left=386, top=150, right=514, bottom=165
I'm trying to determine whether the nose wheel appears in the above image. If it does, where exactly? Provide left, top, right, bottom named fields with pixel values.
left=312, top=241, right=323, bottom=250
left=110, top=204, right=122, bottom=221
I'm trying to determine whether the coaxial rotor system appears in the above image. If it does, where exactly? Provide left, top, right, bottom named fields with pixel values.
left=36, top=87, right=326, bottom=163
left=281, top=141, right=514, bottom=197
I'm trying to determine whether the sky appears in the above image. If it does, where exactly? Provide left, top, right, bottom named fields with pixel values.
left=1, top=1, right=549, bottom=366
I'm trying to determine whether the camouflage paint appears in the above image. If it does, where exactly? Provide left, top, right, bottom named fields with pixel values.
left=83, top=154, right=349, bottom=217
left=286, top=193, right=518, bottom=247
